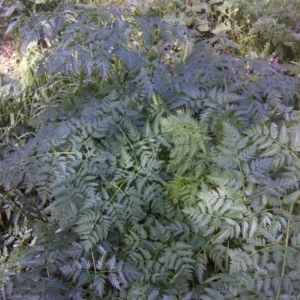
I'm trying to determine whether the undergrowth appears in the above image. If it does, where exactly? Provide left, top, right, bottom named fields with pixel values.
left=0, top=1, right=300, bottom=299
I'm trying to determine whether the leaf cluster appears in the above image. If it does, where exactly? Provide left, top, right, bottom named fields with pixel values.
left=1, top=2, right=300, bottom=299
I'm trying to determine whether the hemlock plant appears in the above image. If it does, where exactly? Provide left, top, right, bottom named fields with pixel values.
left=1, top=3, right=300, bottom=299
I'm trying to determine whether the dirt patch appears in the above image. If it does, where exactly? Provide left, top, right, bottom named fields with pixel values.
left=0, top=35, right=20, bottom=80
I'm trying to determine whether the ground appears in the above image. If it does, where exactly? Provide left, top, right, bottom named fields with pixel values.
left=0, top=35, right=20, bottom=80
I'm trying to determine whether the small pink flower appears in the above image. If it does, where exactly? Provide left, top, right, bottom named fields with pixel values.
left=295, top=21, right=300, bottom=32
left=271, top=57, right=279, bottom=69
left=43, top=34, right=50, bottom=44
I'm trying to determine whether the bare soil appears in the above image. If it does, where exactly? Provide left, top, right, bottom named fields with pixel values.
left=0, top=34, right=20, bottom=80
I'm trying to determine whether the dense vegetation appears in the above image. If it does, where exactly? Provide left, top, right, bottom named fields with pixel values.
left=1, top=0, right=300, bottom=299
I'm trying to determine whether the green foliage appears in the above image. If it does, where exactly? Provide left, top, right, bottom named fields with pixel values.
left=1, top=2, right=300, bottom=299
left=230, top=0, right=300, bottom=60
left=129, top=0, right=237, bottom=38
left=129, top=0, right=300, bottom=61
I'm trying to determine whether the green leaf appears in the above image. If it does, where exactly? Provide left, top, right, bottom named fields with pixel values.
left=212, top=22, right=231, bottom=35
